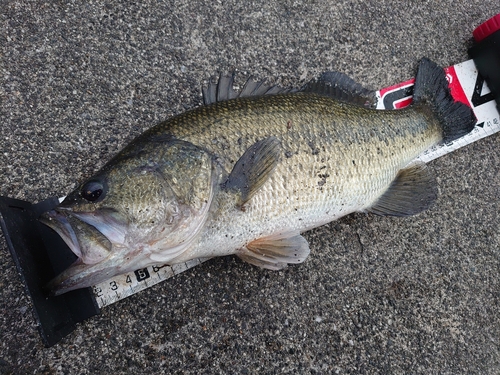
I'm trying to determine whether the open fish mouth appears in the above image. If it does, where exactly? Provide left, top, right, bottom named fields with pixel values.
left=39, top=209, right=116, bottom=295
left=40, top=210, right=85, bottom=261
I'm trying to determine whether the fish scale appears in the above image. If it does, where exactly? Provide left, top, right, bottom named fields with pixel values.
left=158, top=93, right=443, bottom=262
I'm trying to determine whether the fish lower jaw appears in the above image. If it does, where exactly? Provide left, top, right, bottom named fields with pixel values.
left=48, top=252, right=154, bottom=295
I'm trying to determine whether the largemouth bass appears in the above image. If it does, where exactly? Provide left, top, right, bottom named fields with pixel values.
left=41, top=58, right=476, bottom=295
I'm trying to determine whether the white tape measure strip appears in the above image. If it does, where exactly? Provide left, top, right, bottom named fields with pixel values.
left=91, top=59, right=499, bottom=308
left=93, top=258, right=210, bottom=308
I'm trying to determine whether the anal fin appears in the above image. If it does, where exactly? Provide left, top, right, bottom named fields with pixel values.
left=237, top=233, right=310, bottom=270
left=367, top=163, right=438, bottom=217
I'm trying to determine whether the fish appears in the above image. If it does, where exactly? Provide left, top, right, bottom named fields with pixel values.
left=40, top=58, right=476, bottom=295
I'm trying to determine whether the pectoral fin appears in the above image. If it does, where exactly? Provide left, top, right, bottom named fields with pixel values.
left=367, top=163, right=438, bottom=217
left=237, top=232, right=310, bottom=270
left=222, top=136, right=281, bottom=207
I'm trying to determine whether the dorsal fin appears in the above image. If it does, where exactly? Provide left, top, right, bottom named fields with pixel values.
left=202, top=73, right=296, bottom=105
left=202, top=70, right=377, bottom=108
left=300, top=71, right=377, bottom=108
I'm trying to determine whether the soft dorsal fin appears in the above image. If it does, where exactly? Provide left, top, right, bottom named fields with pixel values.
left=367, top=163, right=437, bottom=216
left=203, top=73, right=295, bottom=105
left=222, top=137, right=281, bottom=207
left=238, top=232, right=311, bottom=270
left=300, top=71, right=377, bottom=108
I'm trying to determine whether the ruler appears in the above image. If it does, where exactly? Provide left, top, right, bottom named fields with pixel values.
left=92, top=257, right=210, bottom=307
left=92, top=58, right=500, bottom=309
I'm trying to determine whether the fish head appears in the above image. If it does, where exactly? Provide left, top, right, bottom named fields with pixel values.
left=41, top=137, right=219, bottom=295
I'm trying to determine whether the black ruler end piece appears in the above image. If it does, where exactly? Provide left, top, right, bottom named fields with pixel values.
left=0, top=196, right=100, bottom=347
left=469, top=29, right=500, bottom=109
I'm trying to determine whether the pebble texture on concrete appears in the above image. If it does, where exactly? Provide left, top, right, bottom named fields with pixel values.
left=1, top=1, right=500, bottom=373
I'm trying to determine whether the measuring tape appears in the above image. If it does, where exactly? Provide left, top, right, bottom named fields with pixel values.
left=90, top=58, right=500, bottom=309
left=92, top=257, right=210, bottom=307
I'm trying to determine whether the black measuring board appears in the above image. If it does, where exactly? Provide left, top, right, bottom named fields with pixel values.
left=0, top=196, right=100, bottom=347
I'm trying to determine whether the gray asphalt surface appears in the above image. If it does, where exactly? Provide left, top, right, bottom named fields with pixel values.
left=2, top=1, right=500, bottom=374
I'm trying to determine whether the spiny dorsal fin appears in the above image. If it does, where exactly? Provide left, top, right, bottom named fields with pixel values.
left=238, top=232, right=310, bottom=270
left=203, top=73, right=296, bottom=105
left=300, top=71, right=377, bottom=108
left=222, top=137, right=281, bottom=207
left=367, top=163, right=437, bottom=217
left=202, top=73, right=238, bottom=105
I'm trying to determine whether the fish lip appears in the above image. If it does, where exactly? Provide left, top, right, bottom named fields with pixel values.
left=39, top=209, right=83, bottom=259
left=39, top=209, right=116, bottom=295
left=45, top=258, right=116, bottom=296
left=44, top=259, right=85, bottom=296
left=68, top=208, right=127, bottom=245
left=46, top=246, right=145, bottom=296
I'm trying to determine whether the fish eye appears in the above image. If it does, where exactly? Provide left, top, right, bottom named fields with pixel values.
left=81, top=180, right=105, bottom=202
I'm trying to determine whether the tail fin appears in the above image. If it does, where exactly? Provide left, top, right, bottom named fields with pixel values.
left=412, top=58, right=476, bottom=143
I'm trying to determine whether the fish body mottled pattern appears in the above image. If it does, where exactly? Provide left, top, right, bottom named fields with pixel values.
left=130, top=93, right=442, bottom=260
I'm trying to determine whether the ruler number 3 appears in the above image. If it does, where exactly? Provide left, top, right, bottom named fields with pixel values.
left=110, top=281, right=118, bottom=291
